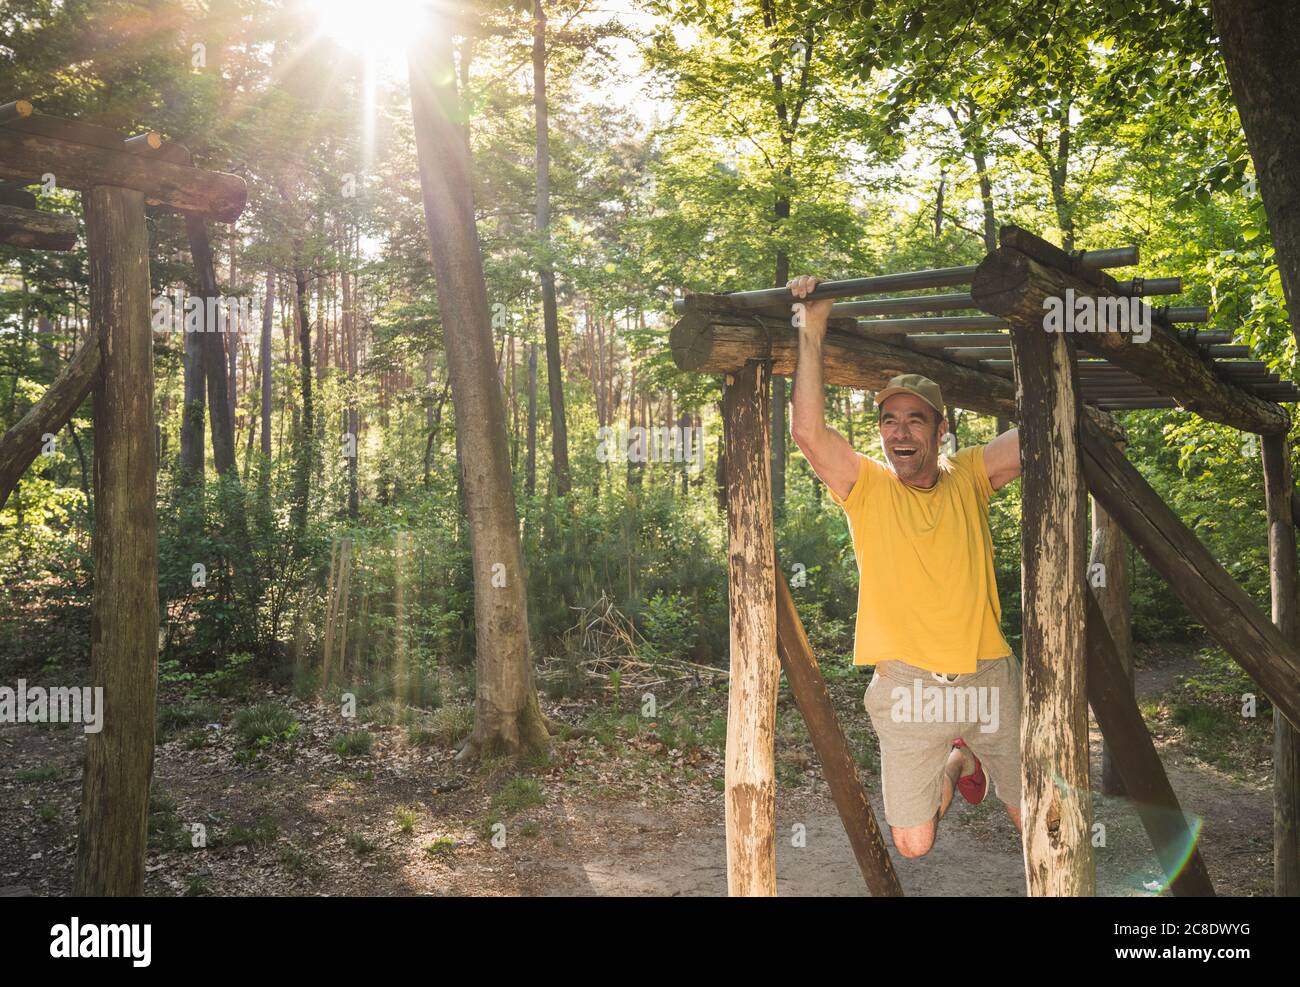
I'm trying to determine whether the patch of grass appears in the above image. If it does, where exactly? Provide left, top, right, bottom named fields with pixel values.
left=157, top=701, right=219, bottom=741
left=424, top=837, right=457, bottom=858
left=407, top=704, right=473, bottom=749
left=519, top=820, right=541, bottom=838
left=16, top=763, right=61, bottom=783
left=657, top=714, right=702, bottom=752
left=182, top=729, right=208, bottom=751
left=1172, top=702, right=1235, bottom=739
left=394, top=806, right=420, bottom=834
left=37, top=803, right=59, bottom=823
left=147, top=792, right=189, bottom=851
left=222, top=816, right=280, bottom=848
left=276, top=843, right=324, bottom=881
left=184, top=875, right=210, bottom=896
left=346, top=831, right=377, bottom=855
left=492, top=777, right=544, bottom=815
left=330, top=731, right=374, bottom=757
left=233, top=702, right=301, bottom=749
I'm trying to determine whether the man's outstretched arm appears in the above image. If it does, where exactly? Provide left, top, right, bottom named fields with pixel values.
left=787, top=275, right=860, bottom=502
left=983, top=426, right=1021, bottom=491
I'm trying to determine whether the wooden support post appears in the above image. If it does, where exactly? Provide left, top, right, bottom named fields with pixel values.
left=1010, top=320, right=1096, bottom=896
left=774, top=574, right=903, bottom=896
left=0, top=334, right=99, bottom=508
left=1085, top=591, right=1215, bottom=895
left=1080, top=417, right=1300, bottom=731
left=73, top=186, right=158, bottom=896
left=1261, top=433, right=1300, bottom=895
left=1090, top=445, right=1134, bottom=797
left=722, top=361, right=778, bottom=896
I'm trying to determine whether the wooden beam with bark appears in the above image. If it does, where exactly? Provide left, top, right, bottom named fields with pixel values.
left=0, top=333, right=99, bottom=509
left=1011, top=322, right=1095, bottom=897
left=669, top=308, right=1128, bottom=443
left=774, top=573, right=902, bottom=897
left=0, top=128, right=246, bottom=222
left=1080, top=416, right=1300, bottom=732
left=972, top=234, right=1289, bottom=435
left=0, top=201, right=76, bottom=250
left=1261, top=433, right=1300, bottom=895
left=1091, top=443, right=1134, bottom=798
left=73, top=186, right=158, bottom=896
left=722, top=360, right=779, bottom=896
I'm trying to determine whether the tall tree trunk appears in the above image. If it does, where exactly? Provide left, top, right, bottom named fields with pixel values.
left=409, top=21, right=549, bottom=759
left=292, top=262, right=313, bottom=533
left=179, top=292, right=205, bottom=483
left=526, top=340, right=538, bottom=496
left=343, top=256, right=358, bottom=519
left=260, top=271, right=273, bottom=458
left=186, top=216, right=236, bottom=476
left=533, top=0, right=570, bottom=495
left=1212, top=0, right=1300, bottom=352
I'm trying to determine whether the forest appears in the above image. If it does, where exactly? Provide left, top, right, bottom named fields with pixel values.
left=1, top=0, right=1298, bottom=905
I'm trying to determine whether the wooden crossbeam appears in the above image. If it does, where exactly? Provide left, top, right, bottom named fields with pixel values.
left=0, top=127, right=245, bottom=222
left=668, top=310, right=1129, bottom=442
left=972, top=228, right=1289, bottom=434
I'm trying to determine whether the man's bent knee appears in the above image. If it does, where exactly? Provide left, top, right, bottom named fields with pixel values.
left=891, top=821, right=936, bottom=859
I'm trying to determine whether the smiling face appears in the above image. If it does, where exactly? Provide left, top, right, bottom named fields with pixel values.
left=879, top=392, right=947, bottom=487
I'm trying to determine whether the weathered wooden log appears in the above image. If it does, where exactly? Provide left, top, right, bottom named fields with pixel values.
left=1080, top=416, right=1300, bottom=731
left=1011, top=322, right=1095, bottom=897
left=74, top=186, right=158, bottom=896
left=0, top=183, right=36, bottom=208
left=1085, top=590, right=1215, bottom=896
left=670, top=311, right=1129, bottom=442
left=722, top=360, right=778, bottom=896
left=0, top=202, right=76, bottom=250
left=0, top=128, right=246, bottom=222
left=0, top=99, right=33, bottom=124
left=1090, top=441, right=1134, bottom=798
left=0, top=333, right=99, bottom=509
left=972, top=246, right=1289, bottom=434
left=774, top=573, right=903, bottom=897
left=1261, top=434, right=1300, bottom=896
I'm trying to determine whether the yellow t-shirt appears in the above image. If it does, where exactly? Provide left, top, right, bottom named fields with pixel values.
left=830, top=444, right=1012, bottom=674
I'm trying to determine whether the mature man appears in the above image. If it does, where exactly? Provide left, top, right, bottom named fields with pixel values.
left=787, top=274, right=1024, bottom=859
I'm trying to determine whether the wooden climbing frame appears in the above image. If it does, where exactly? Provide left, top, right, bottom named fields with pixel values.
left=672, top=224, right=1300, bottom=897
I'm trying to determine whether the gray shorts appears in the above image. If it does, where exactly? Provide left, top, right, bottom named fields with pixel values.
left=863, top=655, right=1022, bottom=829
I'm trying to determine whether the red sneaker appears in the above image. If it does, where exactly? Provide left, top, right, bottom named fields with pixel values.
left=951, top=739, right=989, bottom=805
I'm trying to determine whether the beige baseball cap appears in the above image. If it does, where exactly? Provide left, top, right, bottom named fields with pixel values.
left=874, top=374, right=945, bottom=417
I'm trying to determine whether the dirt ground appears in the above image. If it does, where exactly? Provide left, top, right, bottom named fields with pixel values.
left=0, top=645, right=1275, bottom=897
